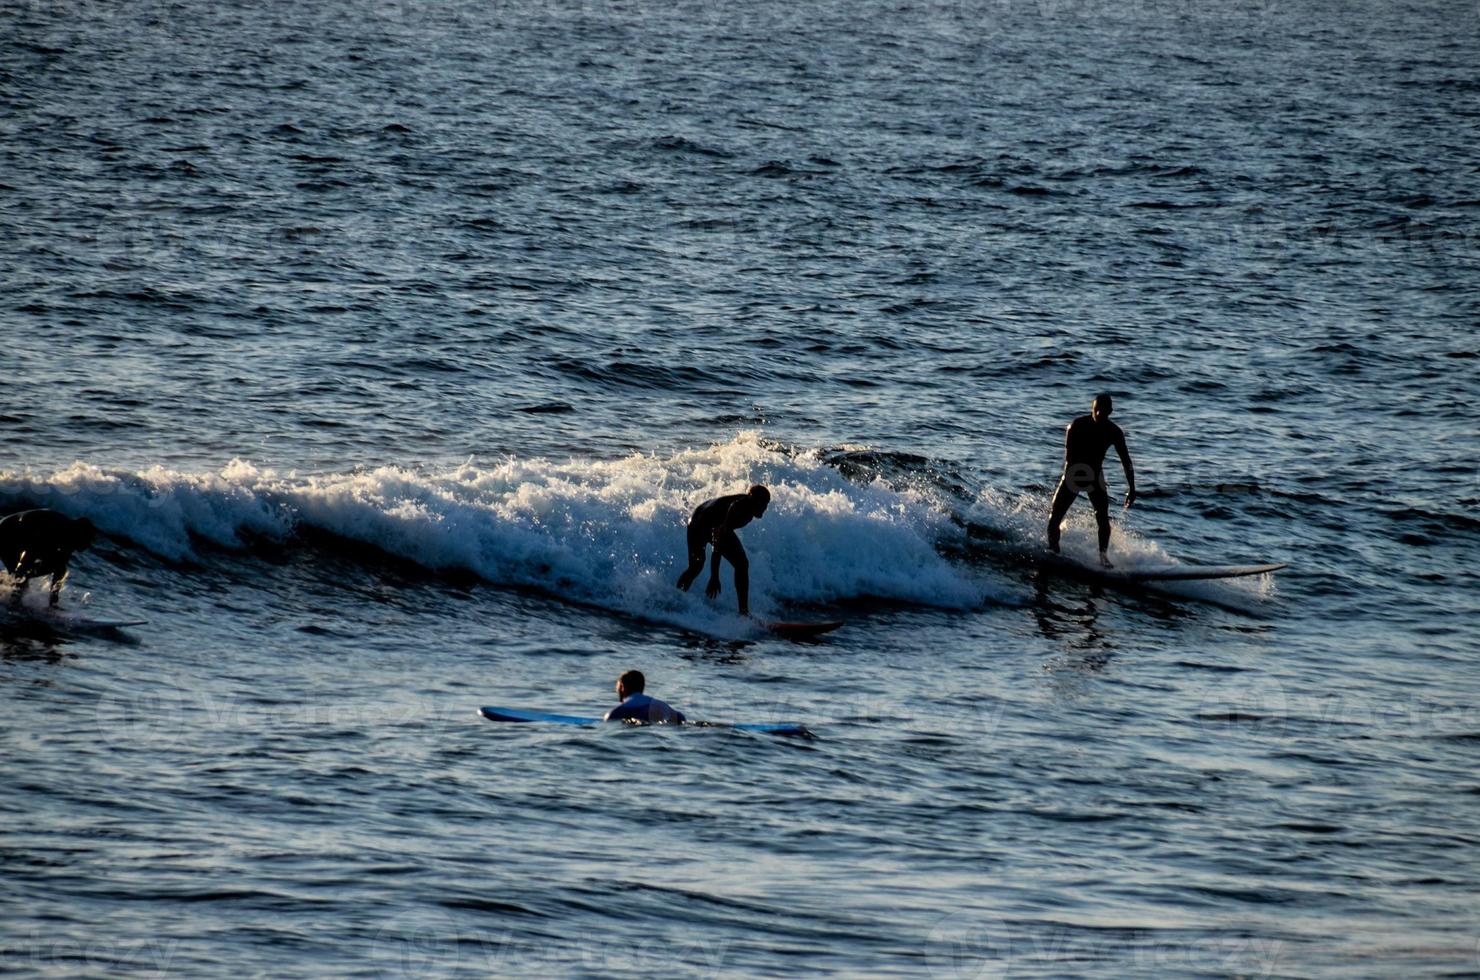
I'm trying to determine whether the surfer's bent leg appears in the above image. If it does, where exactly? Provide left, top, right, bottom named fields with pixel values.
left=1088, top=483, right=1112, bottom=556
left=6, top=551, right=38, bottom=604
left=676, top=523, right=707, bottom=591
left=714, top=531, right=749, bottom=616
left=1046, top=478, right=1078, bottom=552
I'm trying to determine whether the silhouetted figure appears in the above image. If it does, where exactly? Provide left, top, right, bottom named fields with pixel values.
left=0, top=510, right=96, bottom=608
left=604, top=669, right=685, bottom=724
left=1047, top=394, right=1136, bottom=567
left=675, top=484, right=770, bottom=617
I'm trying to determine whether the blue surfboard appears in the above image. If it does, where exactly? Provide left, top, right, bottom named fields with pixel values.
left=479, top=706, right=809, bottom=737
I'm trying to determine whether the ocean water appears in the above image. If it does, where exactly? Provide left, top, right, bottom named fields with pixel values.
left=3, top=0, right=1478, bottom=975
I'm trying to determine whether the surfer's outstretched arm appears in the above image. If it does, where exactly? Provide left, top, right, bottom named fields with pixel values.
left=1115, top=431, right=1136, bottom=507
left=705, top=546, right=723, bottom=599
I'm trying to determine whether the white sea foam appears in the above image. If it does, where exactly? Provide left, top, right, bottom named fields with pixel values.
left=0, top=434, right=997, bottom=630
left=0, top=460, right=290, bottom=562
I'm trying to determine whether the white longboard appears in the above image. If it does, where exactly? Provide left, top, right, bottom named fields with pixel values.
left=1044, top=554, right=1287, bottom=582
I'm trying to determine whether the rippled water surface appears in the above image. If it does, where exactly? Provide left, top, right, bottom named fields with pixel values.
left=3, top=0, right=1478, bottom=975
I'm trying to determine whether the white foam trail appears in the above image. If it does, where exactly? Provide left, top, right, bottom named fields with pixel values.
left=0, top=434, right=996, bottom=630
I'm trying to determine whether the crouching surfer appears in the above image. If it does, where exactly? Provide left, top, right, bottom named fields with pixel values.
left=0, top=509, right=96, bottom=608
left=675, top=484, right=770, bottom=617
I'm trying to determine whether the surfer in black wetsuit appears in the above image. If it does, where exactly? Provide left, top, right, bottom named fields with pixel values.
left=675, top=484, right=770, bottom=617
left=605, top=669, right=685, bottom=724
left=1047, top=394, right=1136, bottom=567
left=0, top=509, right=96, bottom=608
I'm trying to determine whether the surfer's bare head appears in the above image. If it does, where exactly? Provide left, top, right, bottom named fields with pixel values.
left=70, top=517, right=96, bottom=550
left=1092, top=393, right=1113, bottom=422
left=748, top=484, right=770, bottom=517
left=616, top=669, right=645, bottom=701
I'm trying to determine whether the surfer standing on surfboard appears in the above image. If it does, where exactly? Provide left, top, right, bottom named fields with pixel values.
left=0, top=509, right=96, bottom=608
left=1047, top=394, right=1137, bottom=568
left=675, top=484, right=770, bottom=617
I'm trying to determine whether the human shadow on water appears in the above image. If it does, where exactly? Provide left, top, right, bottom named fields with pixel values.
left=676, top=635, right=751, bottom=665
left=1029, top=569, right=1197, bottom=673
left=1031, top=572, right=1113, bottom=670
left=0, top=619, right=68, bottom=666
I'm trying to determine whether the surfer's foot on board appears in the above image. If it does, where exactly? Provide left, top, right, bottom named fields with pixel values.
left=1098, top=552, right=1114, bottom=569
left=1047, top=540, right=1059, bottom=554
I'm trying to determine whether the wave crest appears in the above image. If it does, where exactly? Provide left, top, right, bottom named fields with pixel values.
left=0, top=435, right=992, bottom=626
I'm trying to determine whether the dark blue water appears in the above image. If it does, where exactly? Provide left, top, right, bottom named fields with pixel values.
left=3, top=0, right=1478, bottom=975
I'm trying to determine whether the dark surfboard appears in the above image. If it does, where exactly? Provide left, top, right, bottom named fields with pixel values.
left=766, top=620, right=844, bottom=639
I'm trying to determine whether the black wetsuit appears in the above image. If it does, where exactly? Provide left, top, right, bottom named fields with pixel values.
left=676, top=494, right=761, bottom=610
left=605, top=693, right=685, bottom=724
left=1047, top=415, right=1133, bottom=553
left=0, top=509, right=87, bottom=605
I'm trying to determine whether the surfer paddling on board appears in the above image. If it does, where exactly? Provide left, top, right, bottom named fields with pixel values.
left=1047, top=394, right=1136, bottom=568
left=605, top=670, right=685, bottom=724
left=675, top=484, right=770, bottom=617
left=0, top=510, right=96, bottom=608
